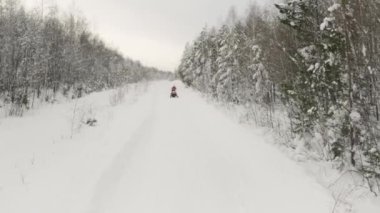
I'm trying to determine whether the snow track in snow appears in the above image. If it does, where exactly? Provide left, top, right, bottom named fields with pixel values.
left=0, top=81, right=336, bottom=213
left=88, top=111, right=157, bottom=213
left=90, top=81, right=334, bottom=213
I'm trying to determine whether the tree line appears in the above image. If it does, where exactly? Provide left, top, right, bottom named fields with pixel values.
left=0, top=0, right=171, bottom=115
left=176, top=0, right=380, bottom=194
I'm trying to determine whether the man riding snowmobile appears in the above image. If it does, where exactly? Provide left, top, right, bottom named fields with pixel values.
left=170, top=86, right=179, bottom=98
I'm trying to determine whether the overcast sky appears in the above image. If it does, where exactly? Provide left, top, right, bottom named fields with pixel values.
left=23, top=0, right=273, bottom=71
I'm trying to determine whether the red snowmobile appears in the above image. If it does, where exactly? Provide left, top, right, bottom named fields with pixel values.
left=170, top=86, right=179, bottom=98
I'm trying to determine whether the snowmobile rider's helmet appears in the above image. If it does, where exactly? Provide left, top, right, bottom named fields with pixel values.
left=172, top=86, right=176, bottom=91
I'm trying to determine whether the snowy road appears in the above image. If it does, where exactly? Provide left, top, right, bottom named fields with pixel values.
left=86, top=82, right=333, bottom=213
left=0, top=81, right=334, bottom=213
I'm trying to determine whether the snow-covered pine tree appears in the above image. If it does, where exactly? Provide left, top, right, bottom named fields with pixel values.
left=177, top=43, right=195, bottom=87
left=177, top=0, right=380, bottom=194
left=333, top=0, right=380, bottom=187
left=275, top=0, right=344, bottom=138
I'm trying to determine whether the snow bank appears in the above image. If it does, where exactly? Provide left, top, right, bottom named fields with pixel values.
left=0, top=82, right=150, bottom=213
left=1, top=80, right=378, bottom=213
left=201, top=90, right=380, bottom=213
left=354, top=198, right=380, bottom=213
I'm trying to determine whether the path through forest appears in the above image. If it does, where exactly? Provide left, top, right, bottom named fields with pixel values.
left=86, top=81, right=333, bottom=213
left=0, top=81, right=334, bottom=213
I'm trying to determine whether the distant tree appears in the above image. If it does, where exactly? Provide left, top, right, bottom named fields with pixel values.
left=0, top=0, right=171, bottom=115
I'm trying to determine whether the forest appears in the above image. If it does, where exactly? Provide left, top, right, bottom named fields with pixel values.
left=0, top=0, right=171, bottom=116
left=176, top=0, right=380, bottom=194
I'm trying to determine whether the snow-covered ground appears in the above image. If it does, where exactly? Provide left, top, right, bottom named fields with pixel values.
left=0, top=81, right=379, bottom=213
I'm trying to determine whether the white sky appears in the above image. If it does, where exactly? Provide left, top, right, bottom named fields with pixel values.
left=23, top=0, right=273, bottom=71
